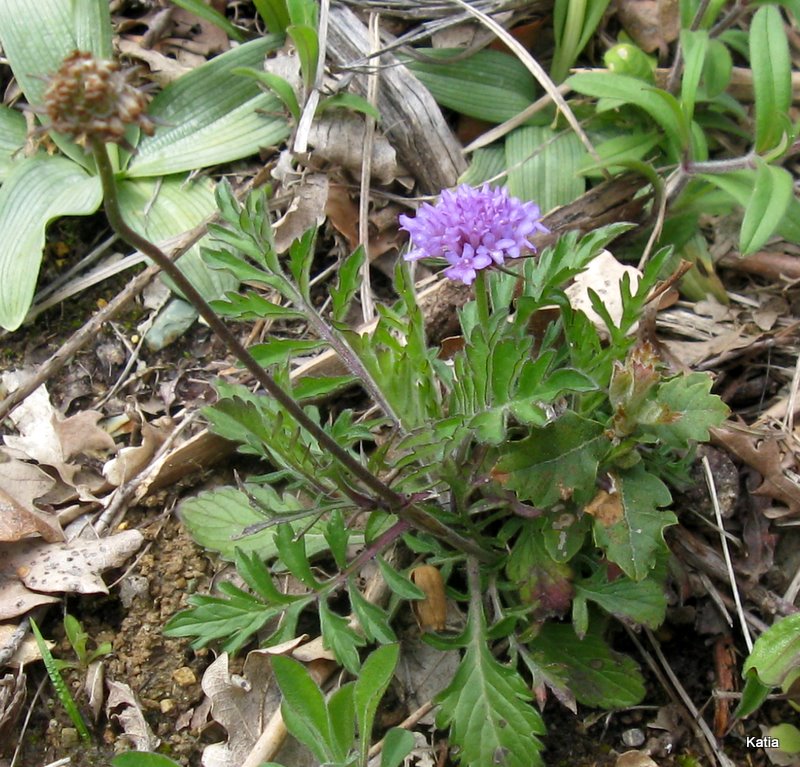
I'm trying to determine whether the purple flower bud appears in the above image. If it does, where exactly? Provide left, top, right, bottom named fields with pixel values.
left=398, top=184, right=548, bottom=285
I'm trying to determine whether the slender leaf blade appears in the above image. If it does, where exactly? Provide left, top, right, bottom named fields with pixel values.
left=750, top=5, right=791, bottom=152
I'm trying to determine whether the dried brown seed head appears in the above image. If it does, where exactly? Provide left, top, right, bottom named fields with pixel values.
left=44, top=50, right=155, bottom=147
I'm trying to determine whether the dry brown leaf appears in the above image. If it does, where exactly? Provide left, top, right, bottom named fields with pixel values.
left=0, top=574, right=60, bottom=620
left=103, top=418, right=172, bottom=487
left=2, top=373, right=115, bottom=488
left=272, top=174, right=330, bottom=254
left=86, top=660, right=105, bottom=722
left=1, top=529, right=143, bottom=595
left=0, top=451, right=55, bottom=507
left=116, top=39, right=191, bottom=86
left=107, top=680, right=160, bottom=752
left=712, top=426, right=800, bottom=514
left=201, top=651, right=283, bottom=767
left=0, top=669, right=26, bottom=754
left=325, top=185, right=402, bottom=260
left=306, top=111, right=397, bottom=185
left=0, top=487, right=62, bottom=543
left=616, top=0, right=679, bottom=55
left=0, top=624, right=51, bottom=666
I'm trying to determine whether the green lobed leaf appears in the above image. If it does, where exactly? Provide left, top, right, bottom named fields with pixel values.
left=505, top=125, right=586, bottom=213
left=740, top=161, right=794, bottom=255
left=573, top=570, right=667, bottom=636
left=163, top=592, right=280, bottom=651
left=210, top=290, right=304, bottom=321
left=249, top=338, right=327, bottom=367
left=234, top=549, right=297, bottom=605
left=275, top=523, right=319, bottom=588
left=331, top=246, right=366, bottom=322
left=495, top=412, right=608, bottom=507
left=349, top=585, right=396, bottom=644
left=531, top=622, right=645, bottom=708
left=126, top=38, right=290, bottom=177
left=591, top=465, right=676, bottom=581
left=646, top=372, right=729, bottom=447
left=0, top=156, right=102, bottom=331
left=436, top=596, right=545, bottom=767
left=404, top=49, right=538, bottom=124
left=376, top=556, right=426, bottom=600
left=750, top=5, right=792, bottom=152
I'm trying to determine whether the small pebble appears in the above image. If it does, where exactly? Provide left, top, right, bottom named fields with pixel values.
left=172, top=667, right=197, bottom=687
left=622, top=728, right=645, bottom=747
left=61, top=727, right=79, bottom=747
left=119, top=575, right=149, bottom=607
left=160, top=698, right=176, bottom=714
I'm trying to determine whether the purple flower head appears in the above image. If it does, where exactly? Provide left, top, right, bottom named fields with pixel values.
left=398, top=183, right=548, bottom=285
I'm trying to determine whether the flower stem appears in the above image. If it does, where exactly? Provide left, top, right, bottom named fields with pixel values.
left=91, top=141, right=492, bottom=561
left=474, top=271, right=491, bottom=329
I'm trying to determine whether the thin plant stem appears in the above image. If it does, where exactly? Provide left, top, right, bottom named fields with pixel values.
left=474, top=271, right=491, bottom=329
left=91, top=141, right=492, bottom=561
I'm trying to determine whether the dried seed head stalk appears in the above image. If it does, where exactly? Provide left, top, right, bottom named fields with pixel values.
left=44, top=50, right=155, bottom=147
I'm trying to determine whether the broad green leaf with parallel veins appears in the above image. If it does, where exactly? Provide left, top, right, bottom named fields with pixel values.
left=404, top=49, right=538, bottom=124
left=0, top=156, right=102, bottom=330
left=506, top=125, right=586, bottom=213
left=0, top=105, right=30, bottom=182
left=590, top=465, right=675, bottom=581
left=126, top=38, right=290, bottom=178
left=117, top=175, right=239, bottom=305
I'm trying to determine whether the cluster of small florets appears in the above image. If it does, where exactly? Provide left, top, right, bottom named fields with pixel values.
left=44, top=51, right=155, bottom=146
left=398, top=183, right=548, bottom=285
